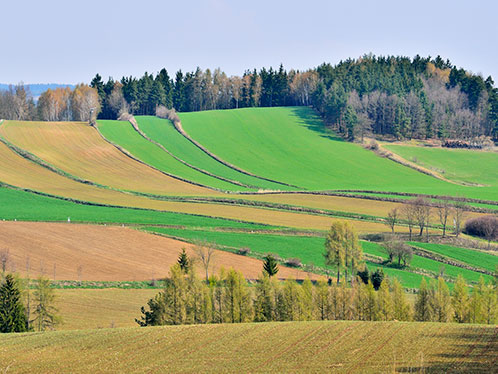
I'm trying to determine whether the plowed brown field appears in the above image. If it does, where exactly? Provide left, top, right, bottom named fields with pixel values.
left=0, top=221, right=321, bottom=281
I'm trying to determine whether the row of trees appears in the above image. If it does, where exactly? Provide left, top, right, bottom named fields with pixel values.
left=86, top=55, right=496, bottom=140
left=137, top=258, right=497, bottom=327
left=0, top=84, right=101, bottom=123
left=0, top=273, right=60, bottom=333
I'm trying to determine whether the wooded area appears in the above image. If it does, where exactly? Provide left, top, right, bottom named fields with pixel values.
left=1, top=55, right=496, bottom=141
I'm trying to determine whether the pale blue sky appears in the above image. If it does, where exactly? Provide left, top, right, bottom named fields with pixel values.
left=1, top=0, right=496, bottom=84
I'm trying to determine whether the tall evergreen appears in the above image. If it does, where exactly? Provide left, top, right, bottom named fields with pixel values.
left=0, top=274, right=28, bottom=333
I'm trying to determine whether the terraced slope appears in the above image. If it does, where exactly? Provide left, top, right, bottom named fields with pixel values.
left=1, top=321, right=495, bottom=373
left=97, top=120, right=248, bottom=192
left=0, top=221, right=317, bottom=281
left=384, top=144, right=498, bottom=187
left=0, top=121, right=212, bottom=196
left=135, top=116, right=287, bottom=191
left=180, top=107, right=497, bottom=201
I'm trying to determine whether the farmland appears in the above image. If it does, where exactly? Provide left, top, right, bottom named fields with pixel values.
left=179, top=107, right=498, bottom=201
left=145, top=227, right=492, bottom=288
left=0, top=221, right=318, bottom=281
left=384, top=143, right=498, bottom=187
left=97, top=119, right=248, bottom=191
left=0, top=120, right=213, bottom=196
left=0, top=321, right=496, bottom=373
left=135, top=115, right=285, bottom=190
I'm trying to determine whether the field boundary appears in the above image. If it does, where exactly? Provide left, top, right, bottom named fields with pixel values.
left=92, top=123, right=228, bottom=193
left=129, top=117, right=257, bottom=189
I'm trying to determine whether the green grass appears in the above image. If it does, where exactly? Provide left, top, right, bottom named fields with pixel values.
left=1, top=321, right=495, bottom=373
left=384, top=144, right=498, bottom=187
left=145, top=227, right=478, bottom=288
left=409, top=242, right=498, bottom=273
left=0, top=186, right=271, bottom=230
left=97, top=120, right=248, bottom=192
left=179, top=107, right=497, bottom=201
left=135, top=116, right=285, bottom=191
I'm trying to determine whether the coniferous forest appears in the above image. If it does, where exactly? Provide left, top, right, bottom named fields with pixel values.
left=1, top=55, right=496, bottom=142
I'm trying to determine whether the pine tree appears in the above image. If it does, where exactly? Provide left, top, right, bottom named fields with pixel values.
left=301, top=278, right=313, bottom=321
left=482, top=282, right=497, bottom=324
left=0, top=274, right=28, bottom=333
left=263, top=255, right=279, bottom=277
left=32, top=276, right=61, bottom=331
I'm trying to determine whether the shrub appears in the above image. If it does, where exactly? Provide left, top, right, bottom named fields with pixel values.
left=464, top=215, right=498, bottom=245
left=238, top=247, right=251, bottom=256
left=285, top=258, right=302, bottom=268
left=156, top=106, right=180, bottom=125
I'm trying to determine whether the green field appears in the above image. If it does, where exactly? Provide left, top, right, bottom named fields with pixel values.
left=409, top=242, right=498, bottom=273
left=1, top=321, right=495, bottom=373
left=135, top=116, right=285, bottom=191
left=145, top=227, right=490, bottom=288
left=180, top=107, right=497, bottom=201
left=384, top=144, right=498, bottom=187
left=0, top=186, right=271, bottom=230
left=97, top=120, right=247, bottom=191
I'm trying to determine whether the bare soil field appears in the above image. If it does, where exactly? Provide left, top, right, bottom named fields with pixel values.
left=0, top=221, right=320, bottom=281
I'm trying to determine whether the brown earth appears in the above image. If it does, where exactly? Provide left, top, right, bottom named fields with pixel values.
left=0, top=221, right=321, bottom=281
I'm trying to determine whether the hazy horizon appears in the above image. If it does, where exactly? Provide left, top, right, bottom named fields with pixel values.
left=1, top=0, right=496, bottom=85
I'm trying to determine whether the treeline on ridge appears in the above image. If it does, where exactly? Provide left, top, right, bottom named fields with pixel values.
left=1, top=55, right=496, bottom=141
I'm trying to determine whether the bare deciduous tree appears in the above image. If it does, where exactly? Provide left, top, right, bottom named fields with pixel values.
left=453, top=201, right=467, bottom=237
left=402, top=202, right=416, bottom=240
left=0, top=249, right=9, bottom=273
left=437, top=200, right=452, bottom=238
left=194, top=241, right=216, bottom=283
left=385, top=208, right=399, bottom=234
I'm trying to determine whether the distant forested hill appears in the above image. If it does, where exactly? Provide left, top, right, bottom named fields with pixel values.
left=0, top=83, right=74, bottom=99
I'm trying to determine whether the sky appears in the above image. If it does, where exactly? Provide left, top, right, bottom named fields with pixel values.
left=1, top=0, right=496, bottom=85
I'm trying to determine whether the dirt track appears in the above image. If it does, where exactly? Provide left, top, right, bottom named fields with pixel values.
left=0, top=221, right=320, bottom=281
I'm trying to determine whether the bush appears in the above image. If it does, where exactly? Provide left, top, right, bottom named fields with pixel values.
left=156, top=106, right=180, bottom=125
left=285, top=258, right=302, bottom=268
left=464, top=215, right=498, bottom=242
left=238, top=247, right=251, bottom=256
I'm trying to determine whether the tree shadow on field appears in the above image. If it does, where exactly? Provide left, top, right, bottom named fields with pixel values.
left=289, top=106, right=344, bottom=142
left=397, top=327, right=498, bottom=373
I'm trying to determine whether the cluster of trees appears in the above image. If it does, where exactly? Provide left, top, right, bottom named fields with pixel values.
left=85, top=55, right=496, bottom=141
left=0, top=84, right=101, bottom=123
left=137, top=252, right=497, bottom=327
left=0, top=272, right=60, bottom=333
left=385, top=197, right=468, bottom=241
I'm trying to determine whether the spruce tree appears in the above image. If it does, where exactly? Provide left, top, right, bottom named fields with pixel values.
left=0, top=274, right=27, bottom=333
left=177, top=248, right=191, bottom=273
left=263, top=255, right=279, bottom=278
